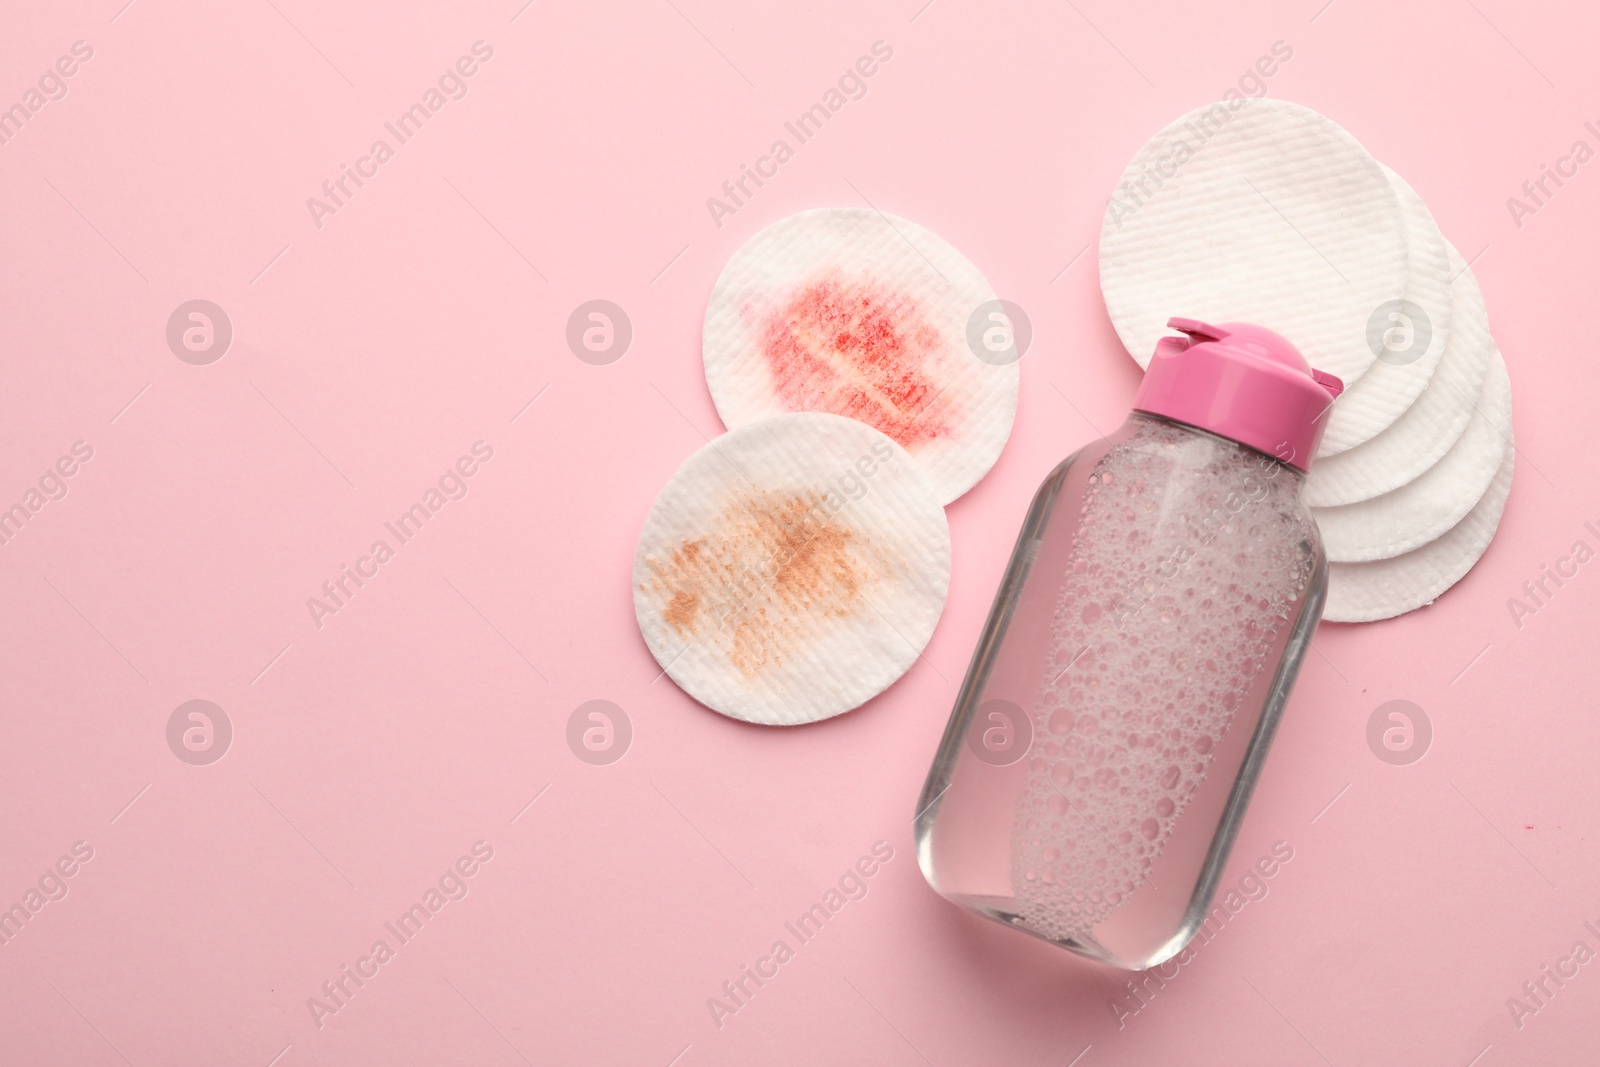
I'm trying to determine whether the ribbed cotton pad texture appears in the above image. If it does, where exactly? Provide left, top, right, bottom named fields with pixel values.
left=1318, top=167, right=1454, bottom=456
left=1101, top=98, right=1409, bottom=387
left=1324, top=444, right=1515, bottom=622
left=704, top=208, right=1019, bottom=505
left=1306, top=242, right=1494, bottom=508
left=1314, top=352, right=1511, bottom=561
left=633, top=412, right=950, bottom=725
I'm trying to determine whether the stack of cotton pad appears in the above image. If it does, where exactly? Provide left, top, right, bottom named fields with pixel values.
left=634, top=208, right=1018, bottom=723
left=1100, top=99, right=1515, bottom=623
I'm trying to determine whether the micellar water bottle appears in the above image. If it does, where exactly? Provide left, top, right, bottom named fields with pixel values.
left=914, top=319, right=1343, bottom=970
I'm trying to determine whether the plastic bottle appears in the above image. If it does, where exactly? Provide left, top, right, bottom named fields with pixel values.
left=914, top=318, right=1344, bottom=970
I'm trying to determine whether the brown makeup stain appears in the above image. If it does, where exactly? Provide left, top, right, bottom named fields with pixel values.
left=663, top=588, right=701, bottom=636
left=657, top=539, right=707, bottom=636
left=640, top=491, right=869, bottom=680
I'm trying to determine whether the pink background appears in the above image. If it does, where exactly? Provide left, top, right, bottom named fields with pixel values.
left=2, top=0, right=1598, bottom=1064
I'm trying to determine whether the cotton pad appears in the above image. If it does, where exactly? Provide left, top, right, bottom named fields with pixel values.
left=1318, top=167, right=1453, bottom=456
left=633, top=412, right=951, bottom=725
left=1324, top=442, right=1514, bottom=623
left=703, top=207, right=1019, bottom=505
left=1100, top=98, right=1408, bottom=386
left=1305, top=242, right=1495, bottom=508
left=1314, top=352, right=1511, bottom=562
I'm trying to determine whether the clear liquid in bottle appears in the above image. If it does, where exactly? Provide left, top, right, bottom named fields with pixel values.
left=915, top=320, right=1340, bottom=970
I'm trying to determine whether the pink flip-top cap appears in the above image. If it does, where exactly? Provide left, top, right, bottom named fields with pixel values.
left=1131, top=317, right=1344, bottom=473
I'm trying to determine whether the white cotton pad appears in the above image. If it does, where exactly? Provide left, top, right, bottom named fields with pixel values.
left=1100, top=98, right=1408, bottom=386
left=633, top=412, right=951, bottom=725
left=1305, top=242, right=1495, bottom=508
left=1318, top=167, right=1453, bottom=456
left=1314, top=351, right=1511, bottom=562
left=703, top=207, right=1019, bottom=505
left=1323, top=441, right=1515, bottom=623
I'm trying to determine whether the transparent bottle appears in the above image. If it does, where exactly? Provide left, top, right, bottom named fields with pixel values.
left=915, top=319, right=1344, bottom=970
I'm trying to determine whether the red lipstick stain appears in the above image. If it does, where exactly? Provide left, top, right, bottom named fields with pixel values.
left=755, top=274, right=952, bottom=448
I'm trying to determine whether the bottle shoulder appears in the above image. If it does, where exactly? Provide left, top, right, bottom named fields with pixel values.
left=1037, top=416, right=1322, bottom=563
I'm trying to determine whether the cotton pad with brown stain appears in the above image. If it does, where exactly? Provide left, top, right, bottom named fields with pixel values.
left=703, top=208, right=1019, bottom=505
left=633, top=412, right=951, bottom=726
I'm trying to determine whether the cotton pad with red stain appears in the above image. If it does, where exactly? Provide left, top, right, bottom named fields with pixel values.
left=703, top=208, right=1019, bottom=505
left=633, top=412, right=951, bottom=726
